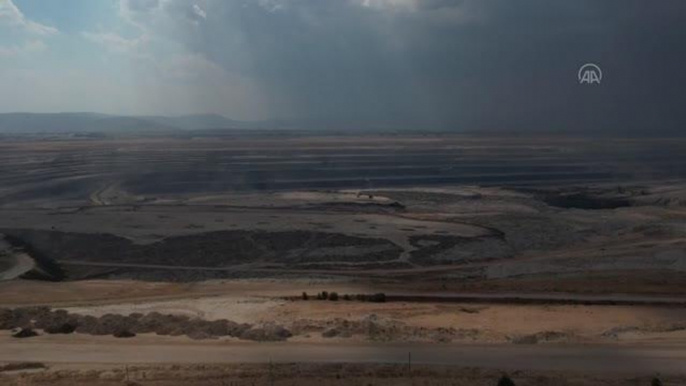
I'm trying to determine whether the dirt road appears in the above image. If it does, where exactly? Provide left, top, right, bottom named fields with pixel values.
left=3, top=339, right=686, bottom=375
left=0, top=253, right=34, bottom=281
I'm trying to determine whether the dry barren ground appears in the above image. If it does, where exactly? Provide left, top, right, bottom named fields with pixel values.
left=4, top=279, right=686, bottom=346
left=3, top=362, right=684, bottom=386
left=2, top=135, right=686, bottom=384
left=2, top=135, right=686, bottom=293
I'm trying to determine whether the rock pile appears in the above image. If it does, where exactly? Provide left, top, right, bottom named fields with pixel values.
left=0, top=307, right=291, bottom=342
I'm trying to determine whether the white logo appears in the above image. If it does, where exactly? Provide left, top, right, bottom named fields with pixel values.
left=578, top=63, right=602, bottom=85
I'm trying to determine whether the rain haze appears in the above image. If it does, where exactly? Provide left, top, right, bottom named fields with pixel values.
left=1, top=0, right=685, bottom=132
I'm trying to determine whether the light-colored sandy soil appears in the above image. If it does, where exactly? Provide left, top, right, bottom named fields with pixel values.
left=4, top=279, right=686, bottom=345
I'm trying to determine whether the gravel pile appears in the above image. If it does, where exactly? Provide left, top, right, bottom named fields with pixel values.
left=293, top=314, right=480, bottom=343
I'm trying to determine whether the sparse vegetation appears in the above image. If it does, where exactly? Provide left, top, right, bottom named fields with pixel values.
left=44, top=322, right=77, bottom=334
left=370, top=293, right=386, bottom=303
left=498, top=374, right=516, bottom=386
left=11, top=327, right=38, bottom=338
left=0, top=362, right=46, bottom=372
left=306, top=292, right=386, bottom=303
left=113, top=329, right=136, bottom=338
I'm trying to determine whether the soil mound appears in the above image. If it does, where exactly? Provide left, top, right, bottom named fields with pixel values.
left=0, top=307, right=290, bottom=342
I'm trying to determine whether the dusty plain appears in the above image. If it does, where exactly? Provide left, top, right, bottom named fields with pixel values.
left=2, top=133, right=686, bottom=384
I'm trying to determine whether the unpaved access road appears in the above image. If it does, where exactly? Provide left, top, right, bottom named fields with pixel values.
left=0, top=253, right=34, bottom=281
left=3, top=340, right=686, bottom=375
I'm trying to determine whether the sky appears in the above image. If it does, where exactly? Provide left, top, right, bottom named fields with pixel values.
left=1, top=0, right=685, bottom=132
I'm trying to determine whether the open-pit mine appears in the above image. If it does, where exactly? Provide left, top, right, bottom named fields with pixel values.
left=2, top=133, right=686, bottom=385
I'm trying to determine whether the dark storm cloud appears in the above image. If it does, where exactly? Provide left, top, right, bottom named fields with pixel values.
left=180, top=0, right=686, bottom=133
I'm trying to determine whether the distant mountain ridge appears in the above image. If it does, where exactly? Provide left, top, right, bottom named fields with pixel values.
left=0, top=113, right=242, bottom=133
left=1, top=112, right=682, bottom=136
left=0, top=113, right=401, bottom=134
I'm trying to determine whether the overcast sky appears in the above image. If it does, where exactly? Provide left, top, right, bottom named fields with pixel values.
left=1, top=0, right=685, bottom=132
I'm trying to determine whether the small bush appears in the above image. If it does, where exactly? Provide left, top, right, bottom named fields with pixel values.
left=651, top=377, right=663, bottom=386
left=0, top=362, right=46, bottom=372
left=322, top=328, right=340, bottom=338
left=321, top=291, right=329, bottom=300
left=370, top=293, right=386, bottom=303
left=45, top=322, right=77, bottom=334
left=498, top=375, right=516, bottom=386
left=113, top=329, right=136, bottom=338
left=12, top=328, right=38, bottom=338
left=329, top=292, right=339, bottom=301
left=302, top=292, right=309, bottom=300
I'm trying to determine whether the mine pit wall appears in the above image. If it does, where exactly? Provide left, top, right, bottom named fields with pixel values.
left=0, top=228, right=408, bottom=282
left=1, top=234, right=65, bottom=282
